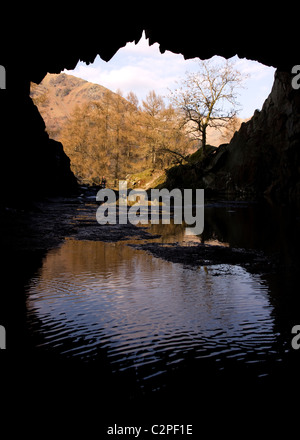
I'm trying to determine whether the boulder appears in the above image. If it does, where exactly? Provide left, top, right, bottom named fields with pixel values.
left=201, top=70, right=300, bottom=201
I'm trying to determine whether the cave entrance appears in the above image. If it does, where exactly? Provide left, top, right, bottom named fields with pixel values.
left=30, top=32, right=276, bottom=190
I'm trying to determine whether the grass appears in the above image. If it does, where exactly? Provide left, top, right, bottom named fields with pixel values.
left=126, top=168, right=167, bottom=189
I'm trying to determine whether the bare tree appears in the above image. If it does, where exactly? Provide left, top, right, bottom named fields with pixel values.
left=169, top=59, right=246, bottom=155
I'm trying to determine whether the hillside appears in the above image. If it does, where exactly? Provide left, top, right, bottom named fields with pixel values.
left=30, top=73, right=118, bottom=140
left=30, top=73, right=249, bottom=187
left=206, top=117, right=250, bottom=145
left=31, top=73, right=248, bottom=146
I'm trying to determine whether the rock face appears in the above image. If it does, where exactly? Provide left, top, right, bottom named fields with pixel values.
left=1, top=10, right=300, bottom=204
left=201, top=71, right=300, bottom=201
left=0, top=92, right=78, bottom=206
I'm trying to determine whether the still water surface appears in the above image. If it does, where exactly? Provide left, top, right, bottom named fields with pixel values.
left=26, top=203, right=299, bottom=398
left=25, top=202, right=300, bottom=396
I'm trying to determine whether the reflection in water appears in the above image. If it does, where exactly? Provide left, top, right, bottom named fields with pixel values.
left=26, top=238, right=277, bottom=388
left=144, top=221, right=229, bottom=247
left=25, top=202, right=300, bottom=399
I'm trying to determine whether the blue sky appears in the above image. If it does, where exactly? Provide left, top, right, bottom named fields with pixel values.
left=64, top=32, right=276, bottom=118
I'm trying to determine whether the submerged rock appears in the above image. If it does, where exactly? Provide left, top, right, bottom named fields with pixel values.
left=129, top=241, right=279, bottom=274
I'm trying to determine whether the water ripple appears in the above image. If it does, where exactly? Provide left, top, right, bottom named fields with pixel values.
left=26, top=240, right=279, bottom=382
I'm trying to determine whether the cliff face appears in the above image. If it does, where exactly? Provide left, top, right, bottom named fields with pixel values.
left=202, top=71, right=300, bottom=201
left=1, top=10, right=299, bottom=205
left=0, top=92, right=78, bottom=206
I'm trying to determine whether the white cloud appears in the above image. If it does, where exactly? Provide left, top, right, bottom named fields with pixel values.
left=64, top=36, right=194, bottom=102
left=65, top=62, right=177, bottom=101
left=99, top=65, right=160, bottom=95
left=118, top=33, right=161, bottom=57
left=64, top=33, right=276, bottom=116
left=67, top=63, right=101, bottom=83
left=234, top=57, right=275, bottom=81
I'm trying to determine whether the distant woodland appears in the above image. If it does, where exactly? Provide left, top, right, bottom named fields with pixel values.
left=60, top=90, right=196, bottom=186
left=31, top=72, right=243, bottom=187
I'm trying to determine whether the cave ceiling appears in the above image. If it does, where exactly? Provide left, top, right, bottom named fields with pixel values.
left=2, top=8, right=297, bottom=88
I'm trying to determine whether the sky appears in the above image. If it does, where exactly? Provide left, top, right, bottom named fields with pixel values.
left=64, top=32, right=276, bottom=119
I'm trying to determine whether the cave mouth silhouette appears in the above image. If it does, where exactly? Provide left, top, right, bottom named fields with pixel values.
left=30, top=37, right=276, bottom=190
left=1, top=15, right=300, bottom=425
left=1, top=14, right=298, bottom=204
left=60, top=32, right=276, bottom=120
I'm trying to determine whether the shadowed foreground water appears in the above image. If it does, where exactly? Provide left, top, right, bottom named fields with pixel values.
left=22, top=201, right=300, bottom=410
left=26, top=240, right=274, bottom=361
left=25, top=243, right=286, bottom=393
left=0, top=199, right=294, bottom=437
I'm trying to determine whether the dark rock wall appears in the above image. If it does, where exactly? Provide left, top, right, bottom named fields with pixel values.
left=201, top=71, right=300, bottom=201
left=1, top=10, right=299, bottom=203
left=0, top=86, right=77, bottom=205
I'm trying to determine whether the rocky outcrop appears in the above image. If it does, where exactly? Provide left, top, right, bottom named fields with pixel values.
left=201, top=71, right=300, bottom=201
left=1, top=92, right=78, bottom=206
left=1, top=11, right=299, bottom=204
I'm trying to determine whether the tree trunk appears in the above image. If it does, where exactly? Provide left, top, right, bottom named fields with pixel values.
left=152, top=145, right=156, bottom=166
left=202, top=126, right=207, bottom=155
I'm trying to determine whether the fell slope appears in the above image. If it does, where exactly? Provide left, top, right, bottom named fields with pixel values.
left=30, top=73, right=115, bottom=140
